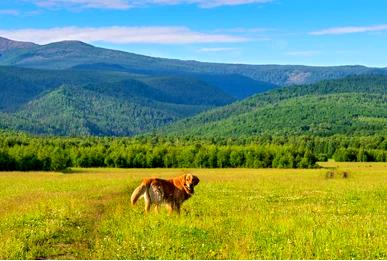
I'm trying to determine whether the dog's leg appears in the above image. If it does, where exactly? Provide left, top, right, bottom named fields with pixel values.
left=154, top=204, right=160, bottom=214
left=174, top=203, right=181, bottom=215
left=166, top=203, right=173, bottom=215
left=144, top=192, right=151, bottom=213
left=166, top=203, right=180, bottom=215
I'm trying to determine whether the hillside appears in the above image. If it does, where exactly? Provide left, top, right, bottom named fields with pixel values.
left=1, top=37, right=387, bottom=89
left=160, top=75, right=387, bottom=137
left=0, top=37, right=37, bottom=52
left=0, top=66, right=140, bottom=111
left=1, top=37, right=387, bottom=137
left=1, top=85, right=183, bottom=136
left=0, top=84, right=217, bottom=136
left=0, top=66, right=235, bottom=136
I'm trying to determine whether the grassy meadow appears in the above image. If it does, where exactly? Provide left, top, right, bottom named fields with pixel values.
left=0, top=163, right=386, bottom=259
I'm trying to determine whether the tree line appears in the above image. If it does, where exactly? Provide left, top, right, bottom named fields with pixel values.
left=0, top=132, right=386, bottom=171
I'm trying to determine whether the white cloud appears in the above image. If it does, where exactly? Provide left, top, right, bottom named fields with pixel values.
left=214, top=27, right=270, bottom=33
left=0, top=9, right=20, bottom=15
left=25, top=0, right=272, bottom=9
left=0, top=26, right=249, bottom=44
left=310, top=24, right=387, bottom=35
left=31, top=0, right=131, bottom=9
left=211, top=27, right=271, bottom=42
left=189, top=0, right=272, bottom=8
left=285, top=50, right=320, bottom=57
left=197, top=47, right=239, bottom=52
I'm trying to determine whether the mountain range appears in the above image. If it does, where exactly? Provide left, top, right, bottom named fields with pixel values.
left=2, top=36, right=387, bottom=87
left=0, top=36, right=386, bottom=136
left=161, top=75, right=387, bottom=137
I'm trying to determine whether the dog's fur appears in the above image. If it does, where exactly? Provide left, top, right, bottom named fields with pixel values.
left=131, top=173, right=200, bottom=214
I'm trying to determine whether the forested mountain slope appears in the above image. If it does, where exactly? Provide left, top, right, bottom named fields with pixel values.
left=1, top=37, right=387, bottom=88
left=161, top=75, right=387, bottom=137
left=1, top=36, right=387, bottom=137
left=0, top=66, right=233, bottom=135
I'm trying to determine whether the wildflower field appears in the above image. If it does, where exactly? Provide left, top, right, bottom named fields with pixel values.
left=0, top=163, right=386, bottom=259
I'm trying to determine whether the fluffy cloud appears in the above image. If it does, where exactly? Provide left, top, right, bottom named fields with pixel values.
left=285, top=50, right=320, bottom=57
left=185, top=0, right=272, bottom=8
left=0, top=9, right=20, bottom=15
left=0, top=26, right=248, bottom=44
left=26, top=0, right=272, bottom=9
left=34, top=0, right=130, bottom=9
left=197, top=47, right=239, bottom=52
left=310, top=24, right=387, bottom=35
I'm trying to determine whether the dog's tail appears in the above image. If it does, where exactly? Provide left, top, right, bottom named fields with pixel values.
left=131, top=184, right=147, bottom=205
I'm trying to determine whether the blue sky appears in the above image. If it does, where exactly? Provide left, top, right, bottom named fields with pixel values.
left=0, top=0, right=387, bottom=67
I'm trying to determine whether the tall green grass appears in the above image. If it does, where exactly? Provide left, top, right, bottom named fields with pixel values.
left=0, top=164, right=386, bottom=259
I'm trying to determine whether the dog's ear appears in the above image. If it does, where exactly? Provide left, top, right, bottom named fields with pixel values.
left=184, top=173, right=193, bottom=181
left=192, top=176, right=200, bottom=186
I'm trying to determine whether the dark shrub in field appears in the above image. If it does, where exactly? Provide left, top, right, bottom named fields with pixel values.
left=325, top=169, right=350, bottom=179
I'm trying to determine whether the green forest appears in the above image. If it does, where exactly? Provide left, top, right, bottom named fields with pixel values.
left=0, top=132, right=386, bottom=171
left=0, top=66, right=236, bottom=136
left=162, top=75, right=387, bottom=137
left=0, top=38, right=386, bottom=171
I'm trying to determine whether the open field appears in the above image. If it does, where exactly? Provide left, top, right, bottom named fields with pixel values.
left=0, top=163, right=386, bottom=259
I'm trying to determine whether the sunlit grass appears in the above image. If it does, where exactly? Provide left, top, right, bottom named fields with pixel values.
left=0, top=163, right=386, bottom=259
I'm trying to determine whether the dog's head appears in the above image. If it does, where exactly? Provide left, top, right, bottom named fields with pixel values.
left=183, top=173, right=200, bottom=195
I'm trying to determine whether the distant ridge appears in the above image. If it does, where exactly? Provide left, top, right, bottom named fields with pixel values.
left=0, top=36, right=386, bottom=87
left=160, top=75, right=387, bottom=137
left=0, top=36, right=386, bottom=137
left=0, top=37, right=38, bottom=52
left=0, top=65, right=234, bottom=136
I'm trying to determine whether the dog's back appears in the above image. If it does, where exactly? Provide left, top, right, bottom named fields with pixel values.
left=130, top=174, right=199, bottom=214
left=131, top=178, right=170, bottom=204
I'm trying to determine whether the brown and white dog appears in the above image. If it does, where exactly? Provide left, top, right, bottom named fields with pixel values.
left=131, top=173, right=200, bottom=214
